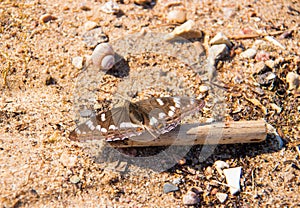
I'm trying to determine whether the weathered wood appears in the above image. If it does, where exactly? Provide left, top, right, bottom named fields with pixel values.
left=108, top=120, right=267, bottom=148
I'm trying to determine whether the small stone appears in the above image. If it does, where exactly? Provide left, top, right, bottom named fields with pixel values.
left=40, top=14, right=57, bottom=23
left=223, top=167, right=242, bottom=195
left=172, top=178, right=182, bottom=185
left=199, top=85, right=209, bottom=93
left=253, top=62, right=270, bottom=74
left=84, top=21, right=98, bottom=31
left=163, top=183, right=179, bottom=193
left=60, top=153, right=77, bottom=167
left=101, top=1, right=120, bottom=14
left=182, top=191, right=200, bottom=205
left=70, top=175, right=80, bottom=184
left=214, top=160, right=229, bottom=175
left=164, top=20, right=196, bottom=40
left=82, top=27, right=108, bottom=48
left=209, top=32, right=232, bottom=48
left=216, top=192, right=228, bottom=203
left=286, top=72, right=299, bottom=90
left=167, top=9, right=187, bottom=23
left=205, top=166, right=213, bottom=179
left=72, top=56, right=83, bottom=69
left=255, top=50, right=270, bottom=61
left=208, top=44, right=229, bottom=62
left=256, top=71, right=276, bottom=86
left=240, top=48, right=257, bottom=59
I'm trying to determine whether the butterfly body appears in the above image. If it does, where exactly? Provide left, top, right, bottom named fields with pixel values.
left=69, top=97, right=205, bottom=142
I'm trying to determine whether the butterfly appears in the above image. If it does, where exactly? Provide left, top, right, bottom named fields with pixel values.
left=69, top=97, right=205, bottom=142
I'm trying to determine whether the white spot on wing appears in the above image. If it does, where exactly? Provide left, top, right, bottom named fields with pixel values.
left=109, top=124, right=117, bottom=130
left=86, top=120, right=95, bottom=130
left=169, top=106, right=176, bottom=112
left=96, top=125, right=101, bottom=131
left=156, top=98, right=164, bottom=106
left=120, top=122, right=140, bottom=128
left=101, top=128, right=108, bottom=133
left=101, top=113, right=106, bottom=121
left=168, top=110, right=175, bottom=117
left=173, top=97, right=181, bottom=108
left=149, top=117, right=158, bottom=125
left=75, top=128, right=81, bottom=134
left=159, top=112, right=166, bottom=119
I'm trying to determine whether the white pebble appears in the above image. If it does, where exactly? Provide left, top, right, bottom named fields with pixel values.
left=84, top=21, right=98, bottom=31
left=240, top=48, right=257, bottom=59
left=223, top=167, right=242, bottom=195
left=209, top=32, right=232, bottom=48
left=216, top=192, right=228, bottom=203
left=72, top=56, right=83, bottom=69
left=167, top=9, right=186, bottom=23
left=214, top=160, right=229, bottom=175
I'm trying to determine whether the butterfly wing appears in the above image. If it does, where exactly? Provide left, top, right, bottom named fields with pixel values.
left=69, top=105, right=145, bottom=142
left=134, top=97, right=205, bottom=135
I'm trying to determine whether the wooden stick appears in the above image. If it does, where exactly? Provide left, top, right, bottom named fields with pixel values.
left=108, top=120, right=267, bottom=148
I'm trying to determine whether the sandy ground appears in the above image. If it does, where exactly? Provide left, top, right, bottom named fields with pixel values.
left=0, top=0, right=299, bottom=207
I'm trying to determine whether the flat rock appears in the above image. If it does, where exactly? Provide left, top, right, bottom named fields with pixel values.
left=182, top=191, right=200, bottom=205
left=216, top=192, right=228, bottom=203
left=209, top=32, right=232, bottom=48
left=72, top=56, right=83, bottom=69
left=223, top=167, right=242, bottom=195
left=163, top=183, right=179, bottom=193
left=240, top=48, right=257, bottom=59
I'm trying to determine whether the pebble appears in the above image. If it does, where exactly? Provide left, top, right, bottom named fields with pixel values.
left=208, top=44, right=229, bottom=62
left=84, top=21, right=98, bottom=31
left=167, top=9, right=187, bottom=23
left=223, top=167, right=242, bottom=195
left=264, top=35, right=286, bottom=50
left=255, top=50, right=270, bottom=61
left=240, top=48, right=257, bottom=59
left=60, top=152, right=77, bottom=167
left=199, top=85, right=209, bottom=93
left=182, top=190, right=200, bottom=205
left=163, top=183, right=179, bottom=193
left=72, top=56, right=83, bottom=69
left=286, top=72, right=299, bottom=90
left=70, top=175, right=80, bottom=184
left=82, top=28, right=108, bottom=48
left=101, top=1, right=120, bottom=14
left=164, top=19, right=195, bottom=40
left=40, top=14, right=57, bottom=23
left=214, top=160, right=229, bottom=175
left=209, top=32, right=232, bottom=48
left=253, top=62, right=270, bottom=74
left=216, top=192, right=228, bottom=203
left=172, top=178, right=183, bottom=185
left=256, top=71, right=276, bottom=86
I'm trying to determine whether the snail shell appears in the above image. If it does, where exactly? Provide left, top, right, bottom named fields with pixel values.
left=91, top=43, right=115, bottom=70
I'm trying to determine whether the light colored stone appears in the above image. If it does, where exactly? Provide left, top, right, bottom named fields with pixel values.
left=286, top=72, right=299, bottom=90
left=182, top=191, right=200, bottom=205
left=167, top=9, right=187, bottom=23
left=60, top=152, right=77, bottom=167
left=223, top=167, right=242, bottom=195
left=240, top=48, right=257, bottom=59
left=209, top=32, right=232, bottom=48
left=70, top=175, right=80, bottom=184
left=72, top=56, right=83, bottom=69
left=84, top=21, right=98, bottom=31
left=199, top=85, right=209, bottom=93
left=101, top=1, right=120, bottom=14
left=216, top=192, right=228, bottom=203
left=164, top=20, right=195, bottom=40
left=163, top=183, right=179, bottom=193
left=214, top=160, right=229, bottom=175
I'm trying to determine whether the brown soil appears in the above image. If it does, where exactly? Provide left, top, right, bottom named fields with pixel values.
left=0, top=0, right=299, bottom=207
